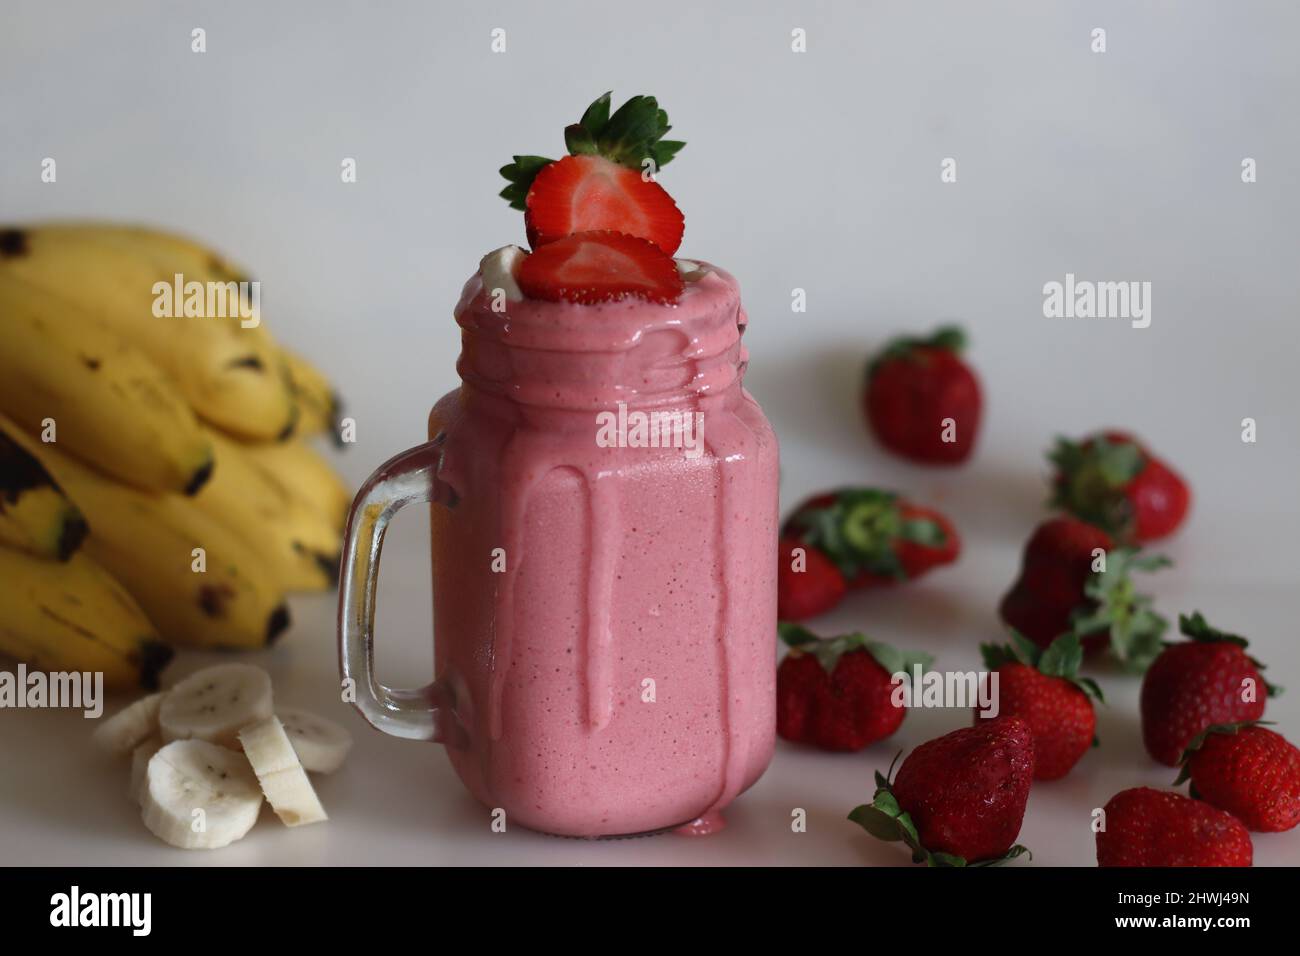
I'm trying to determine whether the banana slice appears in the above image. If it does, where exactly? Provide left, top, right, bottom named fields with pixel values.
left=278, top=707, right=353, bottom=774
left=130, top=736, right=164, bottom=804
left=92, top=692, right=166, bottom=756
left=159, top=664, right=273, bottom=748
left=238, top=716, right=327, bottom=827
left=140, top=740, right=263, bottom=849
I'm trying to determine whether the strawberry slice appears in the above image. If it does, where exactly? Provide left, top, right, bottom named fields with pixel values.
left=524, top=155, right=685, bottom=255
left=515, top=230, right=684, bottom=305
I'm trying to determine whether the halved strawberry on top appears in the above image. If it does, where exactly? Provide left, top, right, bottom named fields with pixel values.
left=515, top=230, right=684, bottom=305
left=500, top=92, right=686, bottom=255
left=525, top=154, right=684, bottom=255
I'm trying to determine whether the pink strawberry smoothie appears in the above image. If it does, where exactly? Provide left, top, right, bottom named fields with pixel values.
left=425, top=262, right=778, bottom=837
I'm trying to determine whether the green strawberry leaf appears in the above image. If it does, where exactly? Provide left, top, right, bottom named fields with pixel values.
left=980, top=641, right=1020, bottom=671
left=847, top=802, right=906, bottom=843
left=1109, top=607, right=1169, bottom=673
left=899, top=517, right=947, bottom=548
left=1094, top=440, right=1144, bottom=486
left=589, top=94, right=683, bottom=170
left=1076, top=676, right=1106, bottom=704
left=563, top=123, right=598, bottom=156
left=1048, top=435, right=1145, bottom=538
left=806, top=634, right=867, bottom=672
left=1178, top=611, right=1249, bottom=647
left=578, top=91, right=612, bottom=134
left=867, top=325, right=968, bottom=379
left=651, top=139, right=686, bottom=168
left=1038, top=632, right=1083, bottom=679
left=1008, top=630, right=1043, bottom=666
left=864, top=642, right=934, bottom=682
left=781, top=625, right=932, bottom=678
left=967, top=844, right=1032, bottom=867
left=981, top=629, right=1043, bottom=671
left=1127, top=553, right=1174, bottom=573
left=1074, top=547, right=1170, bottom=671
left=986, top=631, right=1104, bottom=702
left=787, top=488, right=910, bottom=580
left=498, top=92, right=685, bottom=208
left=777, top=621, right=819, bottom=648
left=498, top=154, right=555, bottom=210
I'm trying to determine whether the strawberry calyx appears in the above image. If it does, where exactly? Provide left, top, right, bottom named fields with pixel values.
left=785, top=488, right=946, bottom=580
left=1177, top=612, right=1282, bottom=696
left=778, top=622, right=933, bottom=676
left=1172, top=720, right=1274, bottom=785
left=867, top=325, right=967, bottom=379
left=1049, top=434, right=1146, bottom=538
left=563, top=92, right=685, bottom=173
left=980, top=631, right=1105, bottom=704
left=499, top=91, right=685, bottom=209
left=848, top=761, right=1032, bottom=868
left=1178, top=610, right=1249, bottom=647
left=1069, top=547, right=1171, bottom=671
left=499, top=156, right=557, bottom=212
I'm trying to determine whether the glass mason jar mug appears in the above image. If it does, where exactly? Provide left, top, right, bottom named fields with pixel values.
left=338, top=262, right=779, bottom=838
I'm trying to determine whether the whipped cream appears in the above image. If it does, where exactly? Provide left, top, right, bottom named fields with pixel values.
left=479, top=245, right=526, bottom=302
left=675, top=259, right=712, bottom=282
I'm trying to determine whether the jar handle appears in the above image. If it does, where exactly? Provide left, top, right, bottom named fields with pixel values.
left=337, top=439, right=456, bottom=741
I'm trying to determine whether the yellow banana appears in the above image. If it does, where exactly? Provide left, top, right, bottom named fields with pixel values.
left=33, top=224, right=341, bottom=441
left=192, top=427, right=341, bottom=591
left=0, top=224, right=296, bottom=441
left=0, top=547, right=172, bottom=690
left=283, top=349, right=343, bottom=440
left=0, top=429, right=88, bottom=560
left=2, top=416, right=290, bottom=650
left=241, top=438, right=351, bottom=531
left=44, top=222, right=252, bottom=287
left=0, top=273, right=215, bottom=494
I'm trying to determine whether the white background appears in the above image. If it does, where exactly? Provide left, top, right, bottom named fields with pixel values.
left=2, top=1, right=1298, bottom=866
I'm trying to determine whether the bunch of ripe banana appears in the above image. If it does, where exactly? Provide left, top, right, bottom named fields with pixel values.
left=0, top=223, right=352, bottom=689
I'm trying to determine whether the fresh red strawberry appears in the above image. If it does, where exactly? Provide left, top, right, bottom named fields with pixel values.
left=774, top=650, right=826, bottom=745
left=1050, top=431, right=1191, bottom=543
left=999, top=516, right=1169, bottom=669
left=977, top=632, right=1103, bottom=780
left=1141, top=612, right=1277, bottom=766
left=781, top=488, right=960, bottom=591
left=524, top=155, right=684, bottom=255
left=499, top=92, right=687, bottom=254
left=777, top=537, right=846, bottom=620
left=776, top=623, right=931, bottom=752
left=863, top=326, right=982, bottom=465
left=515, top=231, right=684, bottom=305
left=1177, top=723, right=1300, bottom=832
left=1096, top=787, right=1252, bottom=866
left=850, top=717, right=1034, bottom=866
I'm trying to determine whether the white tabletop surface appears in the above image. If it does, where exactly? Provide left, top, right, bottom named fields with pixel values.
left=2, top=0, right=1298, bottom=866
